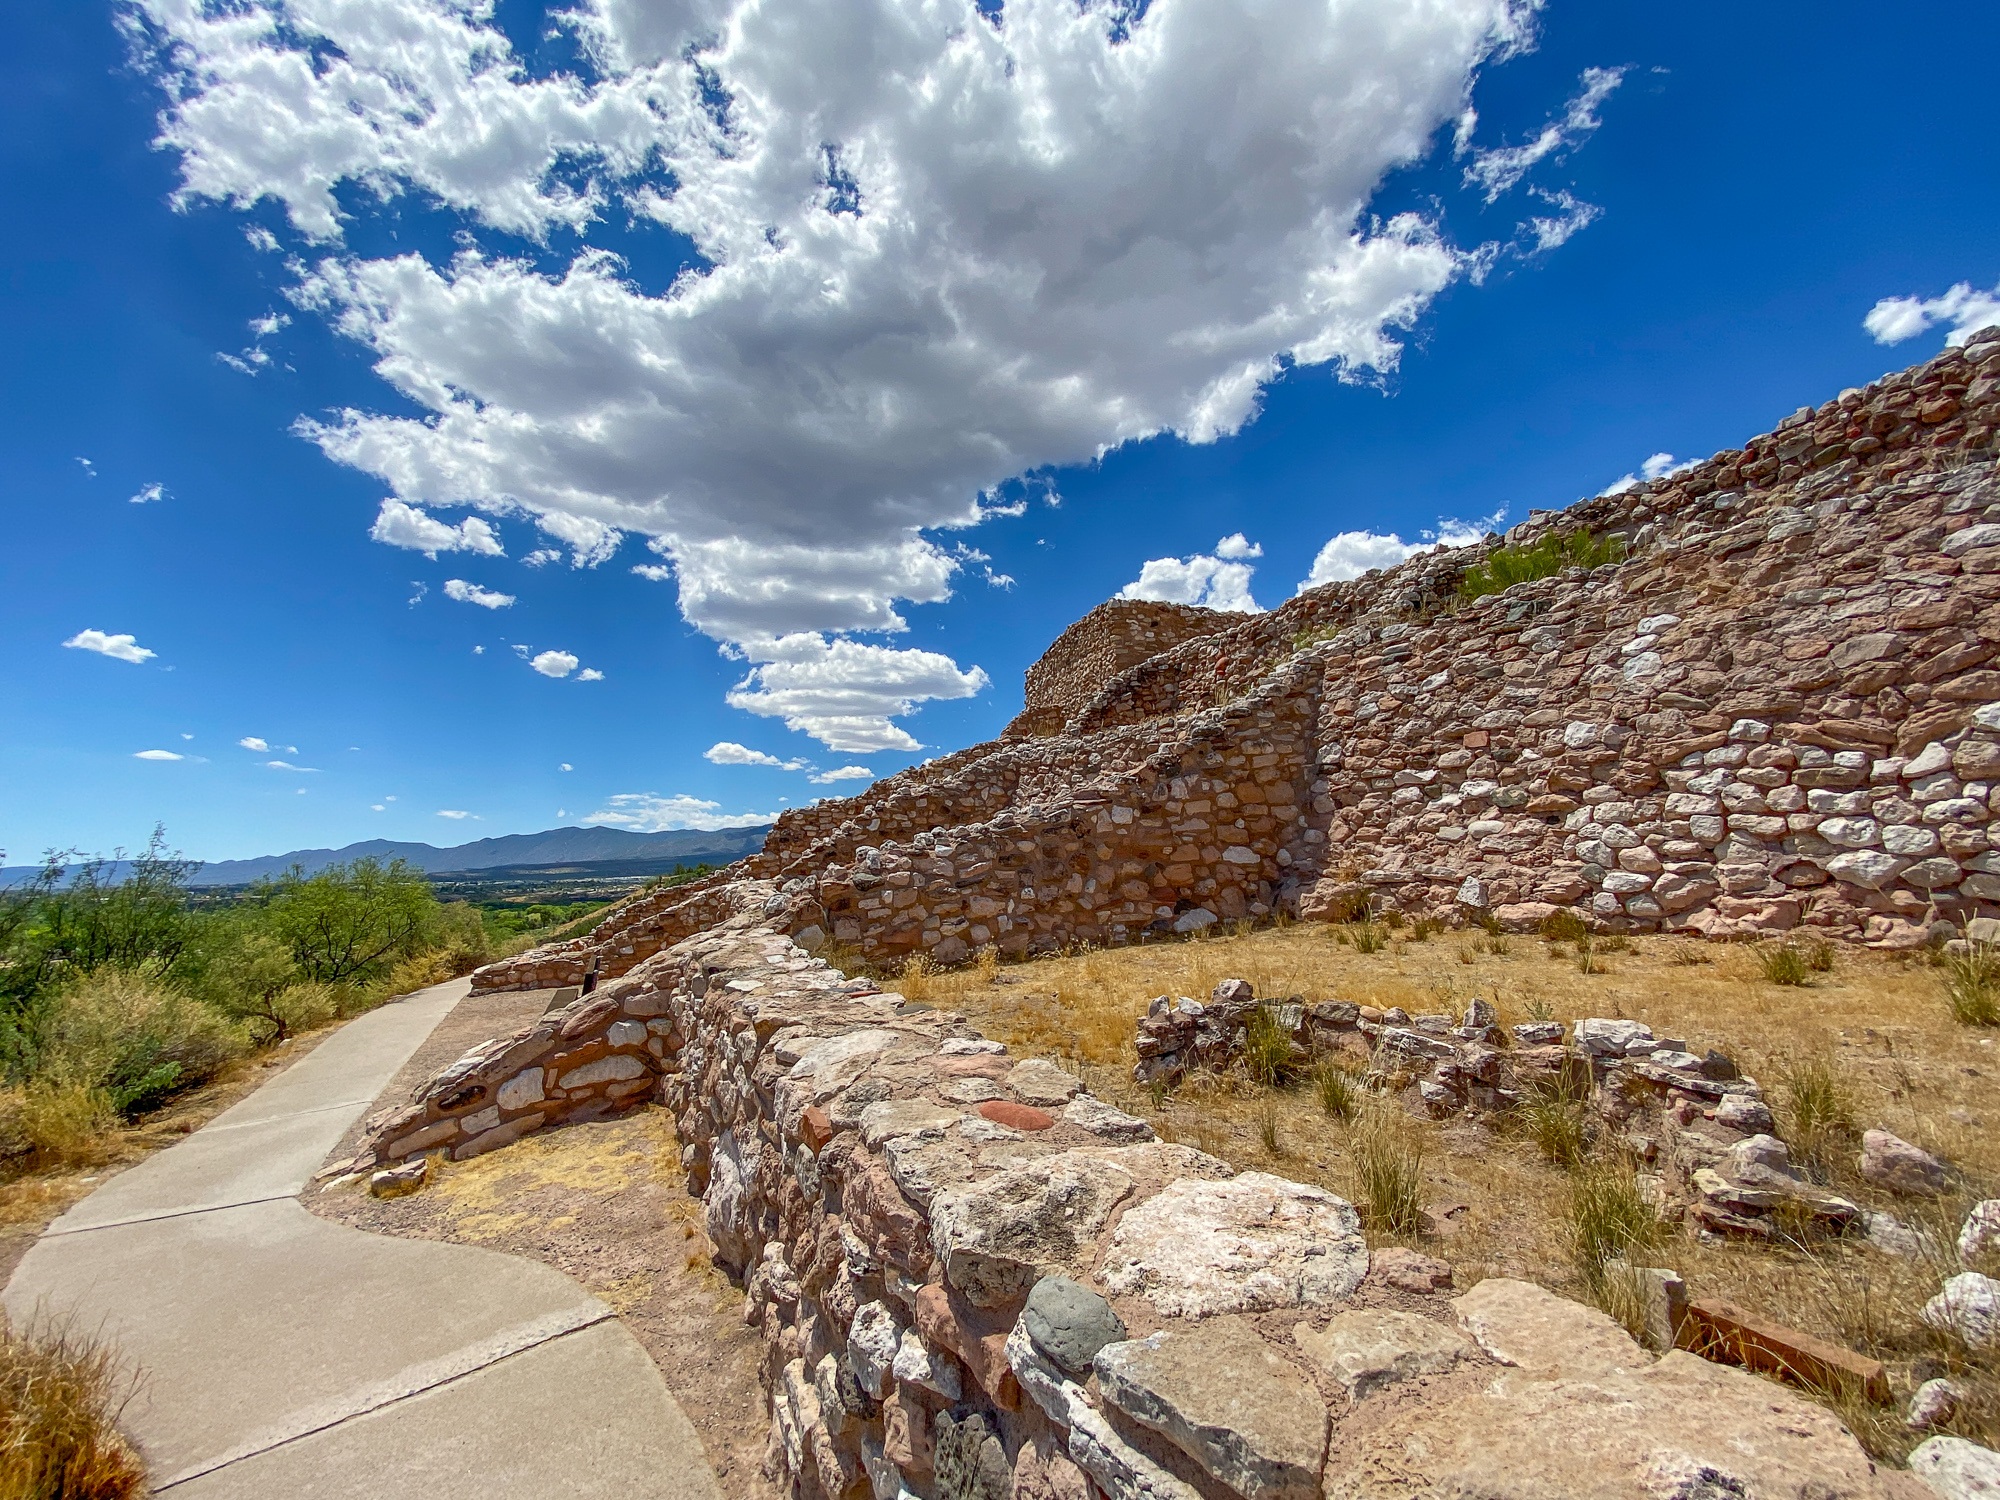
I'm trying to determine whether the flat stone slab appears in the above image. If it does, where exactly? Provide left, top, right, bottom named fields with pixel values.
left=1453, top=1276, right=1648, bottom=1378
left=1098, top=1172, right=1367, bottom=1316
left=1293, top=1309, right=1470, bottom=1399
left=1095, top=1318, right=1328, bottom=1500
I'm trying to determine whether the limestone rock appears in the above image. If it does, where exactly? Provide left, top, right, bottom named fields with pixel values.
left=1022, top=1275, right=1127, bottom=1378
left=1907, top=1378, right=1966, bottom=1433
left=892, top=1327, right=961, bottom=1400
left=1007, top=1058, right=1085, bottom=1106
left=1099, top=1172, right=1367, bottom=1317
left=859, top=1097, right=963, bottom=1149
left=933, top=1410, right=1011, bottom=1500
left=1368, top=1247, right=1453, bottom=1293
left=1860, top=1129, right=1949, bottom=1196
left=929, top=1152, right=1136, bottom=1307
left=1293, top=1308, right=1469, bottom=1398
left=848, top=1300, right=901, bottom=1398
left=1959, top=1199, right=2000, bottom=1261
left=368, top=1158, right=429, bottom=1198
left=1908, top=1436, right=2000, bottom=1500
left=1453, top=1277, right=1648, bottom=1378
left=1922, top=1272, right=2000, bottom=1348
left=1060, top=1094, right=1156, bottom=1142
left=1094, top=1318, right=1329, bottom=1500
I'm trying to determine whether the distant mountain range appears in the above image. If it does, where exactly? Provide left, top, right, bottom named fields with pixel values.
left=1, top=825, right=771, bottom=888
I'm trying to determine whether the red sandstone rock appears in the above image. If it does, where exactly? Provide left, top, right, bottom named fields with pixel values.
left=977, top=1100, right=1055, bottom=1131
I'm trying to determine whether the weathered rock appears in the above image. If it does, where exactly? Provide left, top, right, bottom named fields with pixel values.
left=1095, top=1318, right=1329, bottom=1500
left=892, top=1327, right=961, bottom=1400
left=1454, top=1278, right=1647, bottom=1377
left=848, top=1300, right=901, bottom=1398
left=1860, top=1129, right=1949, bottom=1196
left=1060, top=1095, right=1156, bottom=1141
left=860, top=1098, right=964, bottom=1149
left=1293, top=1308, right=1469, bottom=1398
left=1022, top=1275, right=1127, bottom=1378
left=1922, top=1272, right=2000, bottom=1348
left=1908, top=1436, right=2000, bottom=1500
left=1960, top=1199, right=2000, bottom=1261
left=368, top=1158, right=429, bottom=1198
left=929, top=1152, right=1135, bottom=1307
left=1007, top=1058, right=1084, bottom=1106
left=933, top=1411, right=1011, bottom=1500
left=1367, top=1246, right=1453, bottom=1293
left=1907, top=1377, right=1967, bottom=1433
left=1099, top=1172, right=1367, bottom=1317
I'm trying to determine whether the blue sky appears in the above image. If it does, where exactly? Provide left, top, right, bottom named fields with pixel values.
left=2, top=0, right=1995, bottom=865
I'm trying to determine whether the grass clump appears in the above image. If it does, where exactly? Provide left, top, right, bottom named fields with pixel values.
left=1351, top=1111, right=1427, bottom=1235
left=0, top=1314, right=146, bottom=1500
left=1564, top=1162, right=1659, bottom=1290
left=1778, top=1055, right=1855, bottom=1175
left=1518, top=1080, right=1590, bottom=1167
left=1943, top=943, right=2000, bottom=1026
left=895, top=953, right=935, bottom=1004
left=1313, top=1062, right=1362, bottom=1122
left=1758, top=943, right=1812, bottom=987
left=1242, top=1007, right=1297, bottom=1087
left=1342, top=921, right=1386, bottom=955
left=1540, top=908, right=1591, bottom=944
left=1458, top=528, right=1625, bottom=602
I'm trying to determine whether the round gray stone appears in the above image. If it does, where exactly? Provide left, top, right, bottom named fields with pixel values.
left=1023, top=1275, right=1127, bottom=1377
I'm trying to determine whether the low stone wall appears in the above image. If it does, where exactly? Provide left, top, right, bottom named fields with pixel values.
left=369, top=882, right=1908, bottom=1499
left=1003, top=599, right=1234, bottom=739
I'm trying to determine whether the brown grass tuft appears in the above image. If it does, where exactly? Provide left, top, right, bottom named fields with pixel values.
left=0, top=1313, right=146, bottom=1500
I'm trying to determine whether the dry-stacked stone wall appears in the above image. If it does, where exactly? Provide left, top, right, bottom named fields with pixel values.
left=1002, top=600, right=1235, bottom=738
left=381, top=885, right=1909, bottom=1499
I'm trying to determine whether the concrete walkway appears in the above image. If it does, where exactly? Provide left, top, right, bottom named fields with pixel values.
left=4, top=978, right=723, bottom=1499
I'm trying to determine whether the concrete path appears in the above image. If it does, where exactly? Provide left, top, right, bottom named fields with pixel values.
left=4, top=978, right=723, bottom=1499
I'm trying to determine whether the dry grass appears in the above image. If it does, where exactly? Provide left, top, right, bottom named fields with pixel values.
left=881, top=919, right=2000, bottom=1461
left=0, top=1314, right=146, bottom=1500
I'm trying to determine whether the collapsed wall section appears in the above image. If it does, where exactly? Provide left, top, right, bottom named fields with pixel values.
left=1002, top=599, right=1234, bottom=739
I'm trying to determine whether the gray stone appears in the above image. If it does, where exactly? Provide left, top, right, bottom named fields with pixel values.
left=1865, top=1211, right=1938, bottom=1259
left=929, top=1152, right=1136, bottom=1306
left=1095, top=1318, right=1329, bottom=1500
left=1713, top=1095, right=1774, bottom=1134
left=1908, top=1436, right=2000, bottom=1499
left=1022, top=1275, right=1127, bottom=1378
left=1059, top=1095, right=1156, bottom=1142
left=557, top=1053, right=647, bottom=1090
left=496, top=1066, right=545, bottom=1112
left=368, top=1158, right=429, bottom=1198
left=1099, top=1172, right=1367, bottom=1317
left=1860, top=1129, right=1949, bottom=1196
left=892, top=1327, right=961, bottom=1399
left=1573, top=1018, right=1652, bottom=1057
left=1959, top=1199, right=2000, bottom=1261
left=1293, top=1308, right=1469, bottom=1398
left=1007, top=1058, right=1085, bottom=1106
left=934, top=1410, right=1011, bottom=1500
left=847, top=1300, right=901, bottom=1398
left=859, top=1098, right=963, bottom=1150
left=1922, top=1272, right=2000, bottom=1348
left=1510, top=1021, right=1564, bottom=1047
left=1453, top=1277, right=1647, bottom=1377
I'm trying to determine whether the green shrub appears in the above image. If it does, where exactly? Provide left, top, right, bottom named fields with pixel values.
left=1458, top=529, right=1625, bottom=602
left=1758, top=943, right=1811, bottom=987
left=1313, top=1062, right=1361, bottom=1122
left=1778, top=1055, right=1854, bottom=1174
left=262, top=858, right=439, bottom=985
left=1344, top=921, right=1386, bottom=955
left=31, top=969, right=244, bottom=1116
left=0, top=1083, right=118, bottom=1171
left=1540, top=908, right=1590, bottom=944
left=1519, top=1084, right=1590, bottom=1167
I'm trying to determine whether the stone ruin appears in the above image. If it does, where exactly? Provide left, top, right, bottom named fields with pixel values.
left=352, top=883, right=1923, bottom=1499
left=348, top=338, right=2000, bottom=1496
left=477, top=329, right=2000, bottom=1004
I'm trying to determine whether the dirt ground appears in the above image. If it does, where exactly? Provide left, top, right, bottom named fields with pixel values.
left=308, top=990, right=778, bottom=1499
left=886, top=921, right=2000, bottom=1462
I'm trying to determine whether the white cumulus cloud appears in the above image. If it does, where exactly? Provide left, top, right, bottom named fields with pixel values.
left=131, top=0, right=1609, bottom=747
left=1601, top=451, right=1696, bottom=495
left=723, top=634, right=989, bottom=753
left=1119, top=534, right=1263, bottom=613
left=705, top=742, right=808, bottom=770
left=1297, top=512, right=1500, bottom=591
left=530, top=649, right=581, bottom=678
left=265, top=759, right=320, bottom=772
left=130, top=481, right=168, bottom=504
left=585, top=793, right=777, bottom=832
left=238, top=736, right=269, bottom=750
left=64, top=629, right=156, bottom=664
left=134, top=749, right=185, bottom=761
left=1865, top=282, right=2000, bottom=348
left=810, top=765, right=874, bottom=784
left=369, top=499, right=503, bottom=558
left=577, top=667, right=605, bottom=681
left=437, top=808, right=475, bottom=819
left=443, top=578, right=515, bottom=608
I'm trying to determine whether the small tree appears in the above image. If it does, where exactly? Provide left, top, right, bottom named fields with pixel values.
left=263, top=859, right=438, bottom=985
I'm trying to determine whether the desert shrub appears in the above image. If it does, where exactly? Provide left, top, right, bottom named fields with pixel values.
left=1574, top=936, right=1603, bottom=975
left=974, top=945, right=1000, bottom=983
left=1344, top=921, right=1386, bottom=955
left=1541, top=908, right=1590, bottom=944
left=28, top=970, right=243, bottom=1117
left=1407, top=917, right=1442, bottom=942
left=1800, top=935, right=1837, bottom=973
left=897, top=953, right=935, bottom=1003
left=0, top=1084, right=118, bottom=1172
left=1758, top=943, right=1811, bottom=987
left=1458, top=528, right=1625, bottom=602
left=430, top=902, right=496, bottom=975
left=1242, top=1006, right=1297, bottom=1086
left=1778, top=1055, right=1855, bottom=1174
left=1352, top=1111, right=1426, bottom=1235
left=1256, top=1101, right=1283, bottom=1156
left=0, top=1313, right=147, bottom=1500
left=1564, top=1163, right=1659, bottom=1288
left=1943, top=943, right=2000, bottom=1026
left=1313, top=1062, right=1361, bottom=1122
left=262, top=857, right=439, bottom=985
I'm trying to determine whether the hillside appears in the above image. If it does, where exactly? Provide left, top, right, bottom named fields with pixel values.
left=1, top=824, right=771, bottom=888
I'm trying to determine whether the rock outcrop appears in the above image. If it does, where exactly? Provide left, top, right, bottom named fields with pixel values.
left=473, top=331, right=2000, bottom=1000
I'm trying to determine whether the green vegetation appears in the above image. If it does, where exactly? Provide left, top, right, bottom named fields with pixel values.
left=1351, top=1109, right=1427, bottom=1235
left=1242, top=1005, right=1297, bottom=1086
left=1563, top=1162, right=1660, bottom=1289
left=1943, top=941, right=2000, bottom=1026
left=1777, top=1054, right=1856, bottom=1175
left=1457, top=528, right=1625, bottom=602
left=0, top=829, right=532, bottom=1174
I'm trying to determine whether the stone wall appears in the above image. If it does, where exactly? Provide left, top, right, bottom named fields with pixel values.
left=376, top=884, right=1909, bottom=1500
left=1003, top=600, right=1235, bottom=739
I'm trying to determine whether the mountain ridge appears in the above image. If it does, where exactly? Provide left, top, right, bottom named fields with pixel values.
left=2, top=824, right=771, bottom=888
